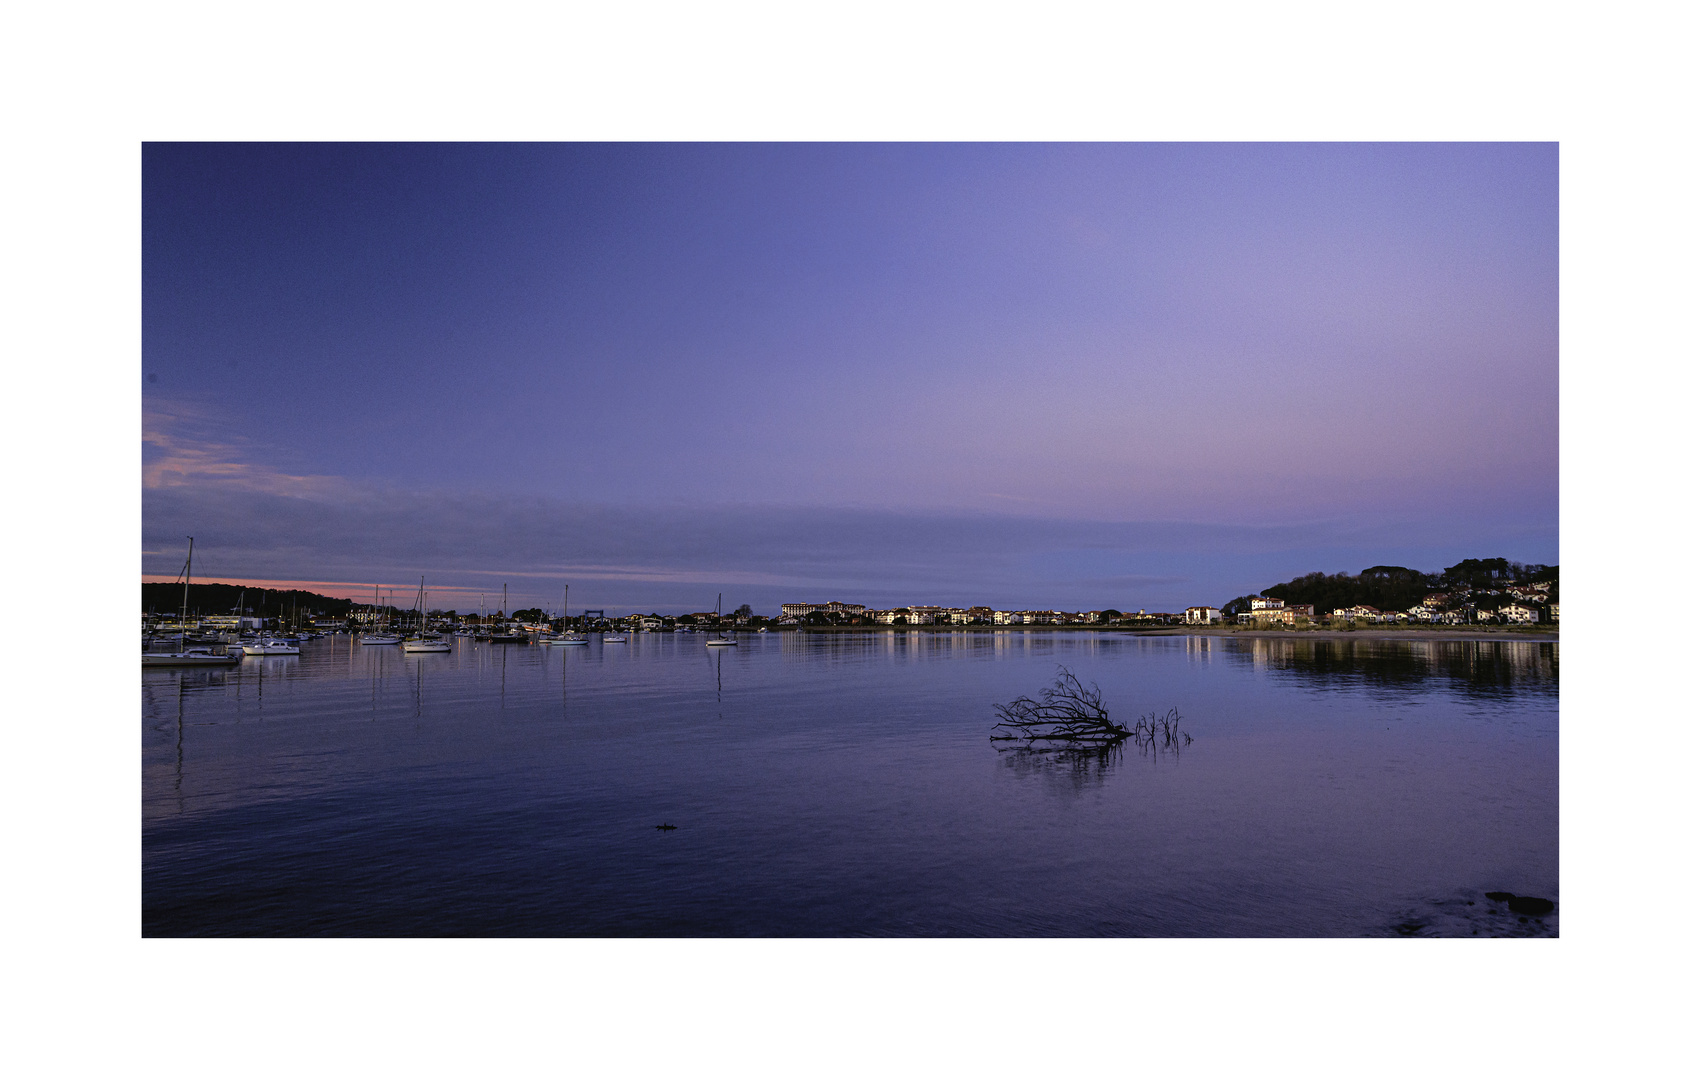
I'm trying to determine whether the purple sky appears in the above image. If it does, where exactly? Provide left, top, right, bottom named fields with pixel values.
left=142, top=143, right=1556, bottom=615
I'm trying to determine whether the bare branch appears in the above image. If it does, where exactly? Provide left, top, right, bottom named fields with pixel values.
left=991, top=666, right=1190, bottom=757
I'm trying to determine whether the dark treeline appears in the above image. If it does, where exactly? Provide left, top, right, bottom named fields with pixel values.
left=142, top=582, right=358, bottom=618
left=1222, top=558, right=1558, bottom=616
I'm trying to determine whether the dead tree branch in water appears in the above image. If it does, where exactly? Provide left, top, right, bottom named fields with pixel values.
left=1129, top=707, right=1191, bottom=752
left=992, top=667, right=1190, bottom=754
left=992, top=667, right=1124, bottom=747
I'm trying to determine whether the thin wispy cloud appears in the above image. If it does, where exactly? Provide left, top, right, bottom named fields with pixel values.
left=143, top=401, right=353, bottom=497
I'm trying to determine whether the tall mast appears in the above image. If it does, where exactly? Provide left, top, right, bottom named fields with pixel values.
left=181, top=536, right=193, bottom=652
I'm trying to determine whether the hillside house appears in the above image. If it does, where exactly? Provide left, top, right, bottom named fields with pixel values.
left=1498, top=602, right=1543, bottom=624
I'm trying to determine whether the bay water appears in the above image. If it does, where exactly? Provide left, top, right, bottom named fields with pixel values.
left=142, top=631, right=1558, bottom=936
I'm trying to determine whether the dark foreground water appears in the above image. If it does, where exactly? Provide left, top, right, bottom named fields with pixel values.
left=143, top=631, right=1557, bottom=937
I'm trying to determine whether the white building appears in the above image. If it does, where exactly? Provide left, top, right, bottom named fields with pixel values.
left=875, top=609, right=933, bottom=625
left=1184, top=606, right=1222, bottom=624
left=1498, top=602, right=1542, bottom=624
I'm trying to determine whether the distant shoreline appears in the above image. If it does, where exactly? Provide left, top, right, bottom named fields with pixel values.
left=1126, top=626, right=1558, bottom=642
left=794, top=625, right=1558, bottom=642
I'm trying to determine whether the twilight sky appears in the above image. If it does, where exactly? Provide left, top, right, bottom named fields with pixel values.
left=142, top=143, right=1557, bottom=615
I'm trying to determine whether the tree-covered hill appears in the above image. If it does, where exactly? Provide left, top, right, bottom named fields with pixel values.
left=142, top=582, right=361, bottom=619
left=1223, top=559, right=1557, bottom=616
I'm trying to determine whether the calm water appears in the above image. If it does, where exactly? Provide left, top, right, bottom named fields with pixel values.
left=142, top=631, right=1558, bottom=936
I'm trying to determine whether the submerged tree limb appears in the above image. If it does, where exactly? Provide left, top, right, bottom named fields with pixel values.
left=992, top=666, right=1190, bottom=754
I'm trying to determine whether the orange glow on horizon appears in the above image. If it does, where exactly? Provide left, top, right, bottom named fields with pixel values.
left=140, top=576, right=507, bottom=609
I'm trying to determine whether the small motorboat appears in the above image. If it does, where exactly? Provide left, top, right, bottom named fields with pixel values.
left=242, top=639, right=300, bottom=655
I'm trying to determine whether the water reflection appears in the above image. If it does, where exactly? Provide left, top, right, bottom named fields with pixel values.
left=172, top=673, right=185, bottom=802
left=996, top=713, right=1191, bottom=793
left=997, top=744, right=1125, bottom=793
left=779, top=629, right=1129, bottom=665
left=1233, top=637, right=1557, bottom=697
left=144, top=630, right=1558, bottom=936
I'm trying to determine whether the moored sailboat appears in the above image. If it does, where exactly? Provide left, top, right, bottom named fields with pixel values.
left=549, top=583, right=589, bottom=644
left=361, top=583, right=402, bottom=645
left=486, top=583, right=529, bottom=643
left=706, top=593, right=736, bottom=647
left=402, top=576, right=452, bottom=652
left=143, top=537, right=239, bottom=667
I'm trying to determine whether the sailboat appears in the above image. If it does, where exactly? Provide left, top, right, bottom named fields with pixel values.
left=402, top=576, right=452, bottom=652
left=550, top=583, right=589, bottom=644
left=143, top=537, right=239, bottom=666
left=706, top=593, right=736, bottom=647
left=487, top=583, right=529, bottom=643
left=362, top=584, right=401, bottom=645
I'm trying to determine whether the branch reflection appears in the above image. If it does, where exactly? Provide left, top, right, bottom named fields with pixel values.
left=996, top=720, right=1190, bottom=793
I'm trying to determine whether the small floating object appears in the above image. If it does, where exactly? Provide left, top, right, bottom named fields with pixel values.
left=655, top=824, right=677, bottom=831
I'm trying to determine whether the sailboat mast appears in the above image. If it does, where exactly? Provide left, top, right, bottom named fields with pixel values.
left=180, top=536, right=193, bottom=652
